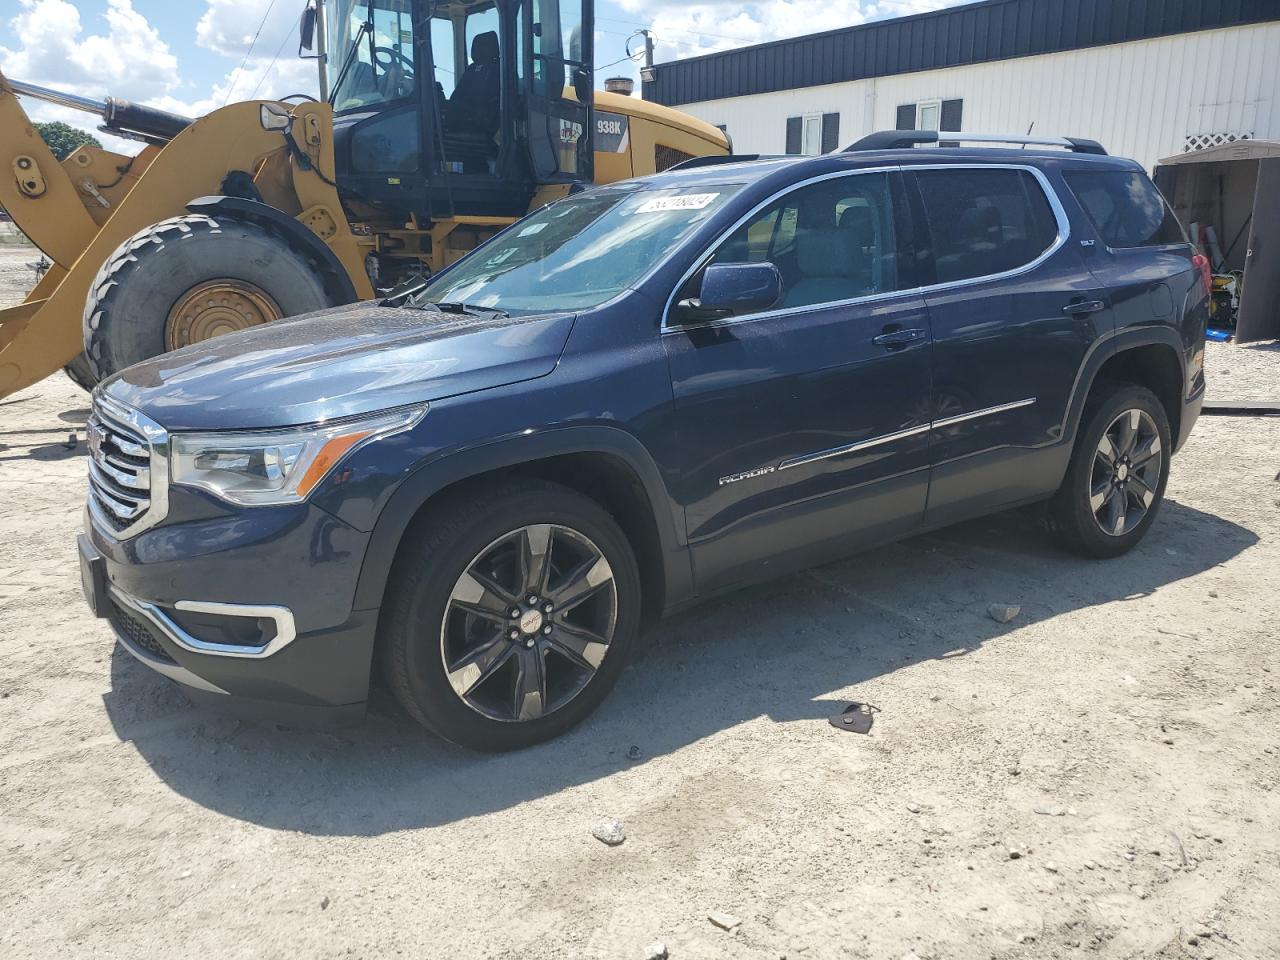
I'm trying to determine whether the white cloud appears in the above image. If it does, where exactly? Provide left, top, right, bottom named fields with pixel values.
left=615, top=0, right=964, bottom=63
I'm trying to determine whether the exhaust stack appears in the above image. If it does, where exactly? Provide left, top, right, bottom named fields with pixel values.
left=7, top=78, right=190, bottom=144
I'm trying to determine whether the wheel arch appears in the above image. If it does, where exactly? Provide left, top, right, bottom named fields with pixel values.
left=353, top=426, right=693, bottom=629
left=1065, top=329, right=1186, bottom=449
left=185, top=195, right=360, bottom=306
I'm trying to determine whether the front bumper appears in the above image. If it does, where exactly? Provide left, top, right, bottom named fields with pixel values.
left=81, top=490, right=380, bottom=726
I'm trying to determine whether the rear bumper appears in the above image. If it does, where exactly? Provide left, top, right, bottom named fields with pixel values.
left=1176, top=382, right=1205, bottom=453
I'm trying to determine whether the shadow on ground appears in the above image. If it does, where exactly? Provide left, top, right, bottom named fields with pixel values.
left=104, top=498, right=1255, bottom=836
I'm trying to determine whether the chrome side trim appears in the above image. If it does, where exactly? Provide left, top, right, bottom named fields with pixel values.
left=758, top=397, right=1038, bottom=476
left=107, top=595, right=229, bottom=695
left=778, top=423, right=932, bottom=471
left=661, top=163, right=1070, bottom=331
left=110, top=587, right=298, bottom=659
left=933, top=397, right=1038, bottom=429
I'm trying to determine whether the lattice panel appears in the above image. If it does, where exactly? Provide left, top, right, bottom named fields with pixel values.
left=1184, top=132, right=1253, bottom=152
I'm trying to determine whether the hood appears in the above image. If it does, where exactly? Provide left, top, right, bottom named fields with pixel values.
left=102, top=302, right=577, bottom=431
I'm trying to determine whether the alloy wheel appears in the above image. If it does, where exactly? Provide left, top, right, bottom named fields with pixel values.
left=1089, top=408, right=1163, bottom=537
left=440, top=524, right=618, bottom=722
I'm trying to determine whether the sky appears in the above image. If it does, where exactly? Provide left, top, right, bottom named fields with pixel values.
left=1, top=0, right=967, bottom=153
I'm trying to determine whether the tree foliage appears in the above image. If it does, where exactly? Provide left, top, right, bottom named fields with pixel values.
left=34, top=121, right=102, bottom=161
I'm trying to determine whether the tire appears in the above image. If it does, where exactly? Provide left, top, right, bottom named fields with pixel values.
left=83, top=214, right=339, bottom=381
left=1049, top=382, right=1171, bottom=558
left=62, top=352, right=98, bottom=392
left=382, top=480, right=643, bottom=751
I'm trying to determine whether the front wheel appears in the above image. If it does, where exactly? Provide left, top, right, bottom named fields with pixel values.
left=381, top=481, right=642, bottom=751
left=82, top=214, right=340, bottom=380
left=1049, top=383, right=1171, bottom=558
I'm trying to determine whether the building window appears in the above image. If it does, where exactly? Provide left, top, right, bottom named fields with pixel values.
left=895, top=98, right=963, bottom=137
left=786, top=113, right=841, bottom=155
left=916, top=99, right=942, bottom=132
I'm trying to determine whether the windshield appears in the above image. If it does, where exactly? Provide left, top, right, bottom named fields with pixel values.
left=414, top=183, right=743, bottom=314
left=327, top=0, right=417, bottom=112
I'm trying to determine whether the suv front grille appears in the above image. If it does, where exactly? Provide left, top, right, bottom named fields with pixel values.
left=87, top=396, right=169, bottom=538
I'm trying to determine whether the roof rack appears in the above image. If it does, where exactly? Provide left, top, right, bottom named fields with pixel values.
left=844, top=131, right=1108, bottom=155
left=665, top=153, right=787, bottom=171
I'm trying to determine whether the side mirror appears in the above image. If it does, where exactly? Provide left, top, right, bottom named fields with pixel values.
left=675, top=262, right=782, bottom=322
left=573, top=67, right=593, bottom=105
left=299, top=4, right=317, bottom=53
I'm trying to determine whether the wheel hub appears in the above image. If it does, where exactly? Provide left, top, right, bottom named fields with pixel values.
left=518, top=608, right=544, bottom=635
left=166, top=279, right=283, bottom=350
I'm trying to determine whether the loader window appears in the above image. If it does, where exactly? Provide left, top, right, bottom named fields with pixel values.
left=329, top=0, right=418, bottom=112
left=414, top=183, right=743, bottom=313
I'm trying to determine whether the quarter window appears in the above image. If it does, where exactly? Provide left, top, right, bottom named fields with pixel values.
left=1064, top=170, right=1186, bottom=248
left=913, top=168, right=1059, bottom=284
left=685, top=172, right=904, bottom=314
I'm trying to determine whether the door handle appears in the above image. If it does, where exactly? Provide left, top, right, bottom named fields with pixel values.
left=872, top=327, right=927, bottom=349
left=1063, top=299, right=1106, bottom=315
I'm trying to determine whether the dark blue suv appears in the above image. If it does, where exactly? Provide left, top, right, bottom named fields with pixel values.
left=78, top=131, right=1207, bottom=750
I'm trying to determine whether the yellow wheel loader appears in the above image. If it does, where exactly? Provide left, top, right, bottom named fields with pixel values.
left=0, top=0, right=729, bottom=399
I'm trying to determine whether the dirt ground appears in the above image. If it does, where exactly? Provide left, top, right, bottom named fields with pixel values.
left=1, top=235, right=1278, bottom=960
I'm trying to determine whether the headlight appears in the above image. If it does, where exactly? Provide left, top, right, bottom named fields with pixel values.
left=170, top=405, right=426, bottom=506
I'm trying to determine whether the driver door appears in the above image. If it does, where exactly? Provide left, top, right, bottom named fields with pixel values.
left=523, top=0, right=593, bottom=186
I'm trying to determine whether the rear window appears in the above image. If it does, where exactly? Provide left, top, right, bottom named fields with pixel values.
left=1064, top=170, right=1185, bottom=248
left=913, top=169, right=1060, bottom=284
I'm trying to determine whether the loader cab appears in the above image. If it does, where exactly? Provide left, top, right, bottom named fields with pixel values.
left=324, top=0, right=593, bottom=222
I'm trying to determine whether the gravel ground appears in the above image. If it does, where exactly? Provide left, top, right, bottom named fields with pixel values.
left=1, top=238, right=1278, bottom=959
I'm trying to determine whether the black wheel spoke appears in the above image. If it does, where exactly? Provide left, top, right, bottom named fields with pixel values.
left=548, top=621, right=610, bottom=671
left=1117, top=409, right=1139, bottom=457
left=1106, top=487, right=1128, bottom=535
left=1132, top=434, right=1162, bottom=470
left=450, top=570, right=516, bottom=623
left=549, top=554, right=613, bottom=613
left=518, top=524, right=554, bottom=596
left=511, top=647, right=546, bottom=721
left=445, top=636, right=514, bottom=698
left=1129, top=471, right=1157, bottom=507
left=1095, top=434, right=1118, bottom=471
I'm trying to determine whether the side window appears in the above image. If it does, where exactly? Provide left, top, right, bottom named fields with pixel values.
left=914, top=168, right=1059, bottom=284
left=1064, top=170, right=1186, bottom=248
left=690, top=172, right=903, bottom=314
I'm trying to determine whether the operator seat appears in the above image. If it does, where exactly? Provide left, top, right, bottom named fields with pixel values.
left=446, top=31, right=501, bottom=138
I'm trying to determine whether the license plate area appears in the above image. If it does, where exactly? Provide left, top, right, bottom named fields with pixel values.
left=78, top=534, right=109, bottom=619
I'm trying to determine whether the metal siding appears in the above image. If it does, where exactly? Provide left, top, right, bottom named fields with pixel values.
left=650, top=0, right=1279, bottom=106
left=678, top=23, right=1280, bottom=172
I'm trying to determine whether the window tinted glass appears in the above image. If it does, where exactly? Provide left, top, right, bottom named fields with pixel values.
left=699, top=172, right=903, bottom=312
left=914, top=169, right=1059, bottom=284
left=1065, top=170, right=1185, bottom=248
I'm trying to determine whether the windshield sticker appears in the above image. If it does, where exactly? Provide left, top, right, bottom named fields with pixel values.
left=635, top=193, right=720, bottom=214
left=517, top=223, right=549, bottom=237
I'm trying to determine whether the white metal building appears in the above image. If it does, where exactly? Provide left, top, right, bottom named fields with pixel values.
left=642, top=0, right=1280, bottom=172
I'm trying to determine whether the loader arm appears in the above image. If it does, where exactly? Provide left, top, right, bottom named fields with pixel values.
left=0, top=77, right=372, bottom=399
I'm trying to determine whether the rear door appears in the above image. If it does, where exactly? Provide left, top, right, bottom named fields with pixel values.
left=1063, top=167, right=1197, bottom=336
left=908, top=164, right=1105, bottom=525
left=662, top=169, right=935, bottom=593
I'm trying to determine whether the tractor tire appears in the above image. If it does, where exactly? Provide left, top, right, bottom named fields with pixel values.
left=83, top=214, right=340, bottom=381
left=63, top=352, right=98, bottom=392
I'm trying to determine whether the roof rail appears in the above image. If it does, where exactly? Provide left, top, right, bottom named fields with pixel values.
left=844, top=131, right=1108, bottom=155
left=665, top=153, right=787, bottom=171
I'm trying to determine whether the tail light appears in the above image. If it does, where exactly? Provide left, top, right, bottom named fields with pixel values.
left=1192, top=253, right=1213, bottom=299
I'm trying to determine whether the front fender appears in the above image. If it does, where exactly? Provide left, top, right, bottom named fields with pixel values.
left=350, top=423, right=693, bottom=615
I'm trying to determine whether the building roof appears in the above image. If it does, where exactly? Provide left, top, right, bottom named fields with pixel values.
left=1158, top=139, right=1280, bottom=165
left=643, top=0, right=1280, bottom=107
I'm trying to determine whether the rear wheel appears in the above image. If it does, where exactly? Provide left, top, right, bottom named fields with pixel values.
left=382, top=481, right=642, bottom=751
left=1049, top=383, right=1171, bottom=558
left=82, top=214, right=339, bottom=380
